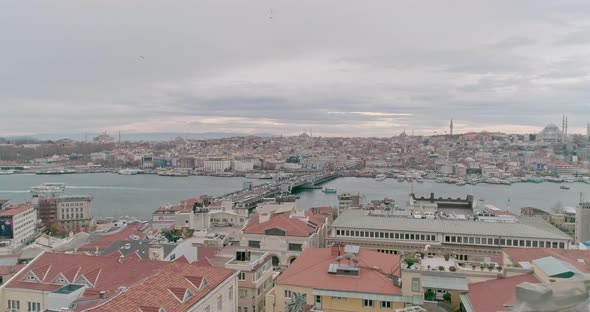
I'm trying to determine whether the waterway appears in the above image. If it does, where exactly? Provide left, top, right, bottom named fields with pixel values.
left=0, top=174, right=588, bottom=220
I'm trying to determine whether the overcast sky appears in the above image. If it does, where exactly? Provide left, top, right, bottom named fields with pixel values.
left=2, top=1, right=590, bottom=137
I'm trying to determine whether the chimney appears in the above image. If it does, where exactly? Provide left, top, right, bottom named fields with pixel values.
left=99, top=291, right=106, bottom=299
left=118, top=255, right=125, bottom=263
left=259, top=213, right=271, bottom=223
left=331, top=243, right=340, bottom=257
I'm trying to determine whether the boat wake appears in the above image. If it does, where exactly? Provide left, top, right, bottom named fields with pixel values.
left=66, top=185, right=158, bottom=191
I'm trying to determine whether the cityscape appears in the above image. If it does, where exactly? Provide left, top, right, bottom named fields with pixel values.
left=2, top=1, right=590, bottom=312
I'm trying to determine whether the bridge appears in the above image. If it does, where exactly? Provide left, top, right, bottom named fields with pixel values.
left=218, top=172, right=340, bottom=211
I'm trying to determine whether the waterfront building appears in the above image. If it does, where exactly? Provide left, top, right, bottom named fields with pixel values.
left=265, top=245, right=406, bottom=312
left=575, top=202, right=590, bottom=244
left=222, top=248, right=274, bottom=312
left=337, top=193, right=364, bottom=211
left=203, top=158, right=232, bottom=172
left=328, top=210, right=572, bottom=262
left=232, top=159, right=254, bottom=172
left=240, top=212, right=328, bottom=269
left=0, top=204, right=36, bottom=248
left=176, top=157, right=195, bottom=169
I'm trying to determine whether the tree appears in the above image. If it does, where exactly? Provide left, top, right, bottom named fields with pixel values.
left=424, top=290, right=435, bottom=301
left=443, top=293, right=452, bottom=302
left=287, top=293, right=307, bottom=312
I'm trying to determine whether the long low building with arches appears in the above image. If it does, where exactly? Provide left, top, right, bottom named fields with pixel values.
left=328, top=209, right=573, bottom=262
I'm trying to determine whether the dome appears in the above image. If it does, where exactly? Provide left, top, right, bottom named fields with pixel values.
left=544, top=123, right=559, bottom=130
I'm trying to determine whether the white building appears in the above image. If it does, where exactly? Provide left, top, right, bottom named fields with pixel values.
left=0, top=204, right=37, bottom=247
left=576, top=202, right=590, bottom=243
left=203, top=159, right=232, bottom=172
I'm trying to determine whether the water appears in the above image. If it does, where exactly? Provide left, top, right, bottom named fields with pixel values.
left=0, top=174, right=588, bottom=219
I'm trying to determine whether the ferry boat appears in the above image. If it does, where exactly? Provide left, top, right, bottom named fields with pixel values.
left=0, top=170, right=14, bottom=175
left=31, top=182, right=66, bottom=194
left=36, top=169, right=76, bottom=175
left=375, top=174, right=387, bottom=181
left=322, top=188, right=337, bottom=194
left=560, top=185, right=570, bottom=190
left=158, top=170, right=189, bottom=177
left=118, top=169, right=141, bottom=175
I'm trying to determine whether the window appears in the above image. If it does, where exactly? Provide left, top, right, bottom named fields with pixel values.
left=469, top=237, right=474, bottom=244
left=395, top=233, right=399, bottom=239
left=519, top=240, right=525, bottom=247
left=405, top=233, right=409, bottom=240
left=217, top=295, right=222, bottom=310
left=238, top=272, right=246, bottom=280
left=380, top=232, right=384, bottom=238
left=315, top=295, right=321, bottom=307
left=559, top=242, right=565, bottom=249
left=363, top=299, right=373, bottom=307
left=500, top=239, right=506, bottom=245
left=381, top=301, right=392, bottom=309
left=410, top=234, right=415, bottom=240
left=284, top=290, right=292, bottom=298
left=8, top=300, right=20, bottom=312
left=457, top=237, right=462, bottom=243
left=360, top=231, right=365, bottom=237
left=248, top=240, right=260, bottom=249
left=539, top=241, right=544, bottom=248
left=451, top=236, right=456, bottom=243
left=244, top=308, right=248, bottom=312
left=239, top=289, right=248, bottom=298
left=229, top=286, right=233, bottom=300
left=411, top=277, right=420, bottom=292
left=345, top=230, right=349, bottom=236
left=385, top=232, right=390, bottom=239
left=355, top=230, right=359, bottom=236
left=445, top=236, right=450, bottom=242
left=288, top=243, right=302, bottom=252
left=336, top=230, right=341, bottom=235
left=370, top=232, right=374, bottom=238
left=28, top=302, right=41, bottom=312
left=526, top=240, right=531, bottom=247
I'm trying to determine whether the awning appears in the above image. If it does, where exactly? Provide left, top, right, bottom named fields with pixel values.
left=422, top=275, right=468, bottom=291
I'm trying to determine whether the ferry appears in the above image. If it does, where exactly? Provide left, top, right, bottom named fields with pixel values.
left=118, top=169, right=141, bottom=175
left=322, top=188, right=337, bottom=194
left=0, top=170, right=14, bottom=175
left=560, top=185, right=570, bottom=190
left=158, top=170, right=189, bottom=177
left=36, top=169, right=76, bottom=175
left=375, top=174, right=387, bottom=181
left=31, top=182, right=66, bottom=194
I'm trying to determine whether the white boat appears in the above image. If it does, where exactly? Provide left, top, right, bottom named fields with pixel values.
left=375, top=174, right=387, bottom=181
left=31, top=182, right=66, bottom=194
left=118, top=169, right=140, bottom=175
left=0, top=170, right=14, bottom=175
left=560, top=185, right=570, bottom=190
left=158, top=170, right=189, bottom=177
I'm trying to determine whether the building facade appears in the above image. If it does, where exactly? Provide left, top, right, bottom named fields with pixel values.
left=224, top=249, right=274, bottom=312
left=329, top=210, right=572, bottom=262
left=576, top=202, right=590, bottom=243
left=56, top=195, right=94, bottom=233
left=0, top=204, right=36, bottom=247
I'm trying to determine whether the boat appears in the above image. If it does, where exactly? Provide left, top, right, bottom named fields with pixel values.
left=0, top=170, right=14, bottom=175
left=31, top=182, right=66, bottom=194
left=322, top=188, right=337, bottom=194
left=375, top=174, right=387, bottom=181
left=118, top=169, right=141, bottom=175
left=560, top=185, right=570, bottom=190
left=415, top=177, right=424, bottom=183
left=36, top=169, right=76, bottom=175
left=456, top=181, right=467, bottom=186
left=158, top=170, right=189, bottom=177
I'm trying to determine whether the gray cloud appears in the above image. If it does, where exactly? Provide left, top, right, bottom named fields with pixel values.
left=1, top=1, right=590, bottom=137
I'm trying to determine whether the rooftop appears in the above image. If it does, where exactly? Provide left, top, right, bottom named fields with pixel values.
left=0, top=204, right=33, bottom=217
left=276, top=246, right=402, bottom=296
left=332, top=210, right=571, bottom=240
left=503, top=248, right=590, bottom=273
left=463, top=274, right=539, bottom=312
left=242, top=214, right=317, bottom=237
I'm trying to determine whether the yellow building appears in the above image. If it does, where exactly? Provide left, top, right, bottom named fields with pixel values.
left=265, top=245, right=417, bottom=312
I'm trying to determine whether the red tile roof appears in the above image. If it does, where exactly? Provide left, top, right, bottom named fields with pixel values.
left=80, top=224, right=146, bottom=252
left=465, top=274, right=539, bottom=312
left=504, top=248, right=590, bottom=273
left=87, top=260, right=235, bottom=312
left=6, top=252, right=166, bottom=296
left=276, top=246, right=402, bottom=295
left=243, top=214, right=317, bottom=237
left=0, top=204, right=33, bottom=217
left=0, top=264, right=24, bottom=276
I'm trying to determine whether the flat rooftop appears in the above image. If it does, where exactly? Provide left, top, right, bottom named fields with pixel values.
left=332, top=210, right=571, bottom=240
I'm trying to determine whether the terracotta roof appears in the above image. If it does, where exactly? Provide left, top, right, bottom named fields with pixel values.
left=87, top=260, right=235, bottom=312
left=276, top=246, right=402, bottom=295
left=465, top=274, right=539, bottom=312
left=504, top=248, right=590, bottom=273
left=0, top=264, right=24, bottom=276
left=0, top=204, right=33, bottom=217
left=243, top=214, right=317, bottom=237
left=80, top=225, right=146, bottom=252
left=7, top=252, right=166, bottom=296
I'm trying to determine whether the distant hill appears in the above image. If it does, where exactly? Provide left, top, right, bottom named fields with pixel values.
left=5, top=132, right=274, bottom=142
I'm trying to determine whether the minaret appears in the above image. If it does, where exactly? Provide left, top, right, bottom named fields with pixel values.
left=562, top=115, right=566, bottom=142
left=450, top=119, right=454, bottom=136
left=587, top=122, right=590, bottom=140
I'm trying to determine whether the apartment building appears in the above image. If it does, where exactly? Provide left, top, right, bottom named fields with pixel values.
left=36, top=195, right=94, bottom=233
left=0, top=204, right=36, bottom=247
left=240, top=212, right=326, bottom=269
left=265, top=245, right=406, bottom=312
left=224, top=249, right=274, bottom=312
left=329, top=210, right=572, bottom=262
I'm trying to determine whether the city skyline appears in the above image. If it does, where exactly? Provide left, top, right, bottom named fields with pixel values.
left=2, top=1, right=590, bottom=137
